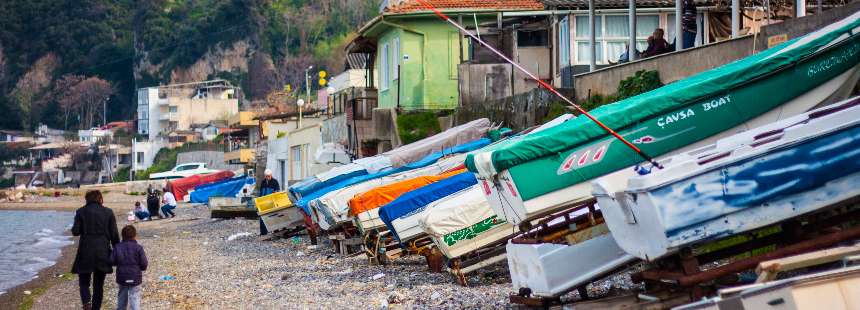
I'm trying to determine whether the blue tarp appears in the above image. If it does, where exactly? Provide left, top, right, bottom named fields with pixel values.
left=288, top=169, right=367, bottom=201
left=190, top=176, right=255, bottom=204
left=379, top=172, right=478, bottom=242
left=296, top=138, right=492, bottom=214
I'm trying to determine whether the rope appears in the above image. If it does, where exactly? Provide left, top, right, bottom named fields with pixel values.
left=414, top=0, right=662, bottom=169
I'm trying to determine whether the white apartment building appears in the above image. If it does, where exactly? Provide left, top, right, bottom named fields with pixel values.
left=134, top=80, right=240, bottom=173
left=137, top=80, right=239, bottom=140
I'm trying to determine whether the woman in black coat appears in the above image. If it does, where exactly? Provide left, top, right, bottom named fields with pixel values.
left=71, top=190, right=120, bottom=310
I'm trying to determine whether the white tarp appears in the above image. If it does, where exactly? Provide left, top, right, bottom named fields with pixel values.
left=420, top=186, right=494, bottom=237
left=314, top=155, right=392, bottom=182
left=384, top=118, right=492, bottom=168
left=314, top=143, right=351, bottom=165
left=316, top=153, right=469, bottom=226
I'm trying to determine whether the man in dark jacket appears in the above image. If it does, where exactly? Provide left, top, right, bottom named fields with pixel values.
left=145, top=187, right=160, bottom=218
left=111, top=225, right=148, bottom=310
left=72, top=190, right=120, bottom=310
left=258, top=169, right=281, bottom=235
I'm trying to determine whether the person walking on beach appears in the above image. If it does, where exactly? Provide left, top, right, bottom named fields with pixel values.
left=72, top=190, right=120, bottom=310
left=111, top=225, right=148, bottom=310
left=161, top=187, right=177, bottom=218
left=258, top=169, right=281, bottom=235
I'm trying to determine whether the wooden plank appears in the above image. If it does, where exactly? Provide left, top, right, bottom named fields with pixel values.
left=756, top=245, right=860, bottom=283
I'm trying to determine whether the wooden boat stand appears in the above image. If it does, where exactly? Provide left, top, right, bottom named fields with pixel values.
left=326, top=224, right=364, bottom=255
left=447, top=230, right=518, bottom=286
left=363, top=229, right=435, bottom=266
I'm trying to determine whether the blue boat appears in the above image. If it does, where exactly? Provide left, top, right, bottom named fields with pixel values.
left=595, top=96, right=860, bottom=261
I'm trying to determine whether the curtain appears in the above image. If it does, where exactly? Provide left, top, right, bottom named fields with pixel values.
left=605, top=15, right=629, bottom=37
left=576, top=42, right=603, bottom=63
left=606, top=41, right=626, bottom=62
left=575, top=16, right=603, bottom=38
left=637, top=15, right=659, bottom=37
left=559, top=16, right=571, bottom=67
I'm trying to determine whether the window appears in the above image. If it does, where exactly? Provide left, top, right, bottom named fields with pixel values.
left=176, top=164, right=199, bottom=171
left=518, top=29, right=549, bottom=47
left=559, top=16, right=571, bottom=68
left=136, top=152, right=144, bottom=164
left=380, top=43, right=390, bottom=90
left=290, top=145, right=303, bottom=180
left=169, top=106, right=178, bottom=113
left=574, top=14, right=658, bottom=64
left=393, top=37, right=400, bottom=80
left=278, top=159, right=287, bottom=184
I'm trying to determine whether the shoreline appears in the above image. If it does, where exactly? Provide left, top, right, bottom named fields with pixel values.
left=0, top=191, right=137, bottom=309
left=0, top=236, right=77, bottom=310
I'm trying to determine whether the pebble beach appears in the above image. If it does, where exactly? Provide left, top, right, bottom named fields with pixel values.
left=0, top=191, right=642, bottom=309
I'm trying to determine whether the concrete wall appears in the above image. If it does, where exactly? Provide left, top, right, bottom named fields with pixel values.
left=572, top=2, right=860, bottom=102
left=176, top=151, right=243, bottom=171
left=171, top=97, right=238, bottom=132
left=458, top=63, right=536, bottom=106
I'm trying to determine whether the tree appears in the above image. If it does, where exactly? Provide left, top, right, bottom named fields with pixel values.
left=57, top=76, right=114, bottom=130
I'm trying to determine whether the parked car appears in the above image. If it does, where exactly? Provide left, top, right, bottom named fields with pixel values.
left=149, top=163, right=218, bottom=180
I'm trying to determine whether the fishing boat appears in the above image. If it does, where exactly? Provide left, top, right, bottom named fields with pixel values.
left=466, top=13, right=860, bottom=226
left=290, top=118, right=492, bottom=201
left=505, top=199, right=638, bottom=300
left=378, top=171, right=477, bottom=243
left=309, top=153, right=467, bottom=231
left=296, top=137, right=490, bottom=216
left=418, top=114, right=573, bottom=256
left=594, top=96, right=860, bottom=261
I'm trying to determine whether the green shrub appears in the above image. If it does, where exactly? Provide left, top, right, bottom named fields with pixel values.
left=397, top=112, right=441, bottom=145
left=114, top=166, right=131, bottom=182
left=617, top=70, right=663, bottom=100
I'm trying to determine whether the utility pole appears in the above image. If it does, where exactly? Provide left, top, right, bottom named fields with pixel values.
left=303, top=65, right=313, bottom=128
left=103, top=97, right=109, bottom=127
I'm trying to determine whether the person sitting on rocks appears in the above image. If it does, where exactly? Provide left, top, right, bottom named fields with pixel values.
left=133, top=202, right=150, bottom=221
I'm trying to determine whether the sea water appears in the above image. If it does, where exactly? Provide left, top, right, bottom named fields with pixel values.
left=0, top=210, right=74, bottom=295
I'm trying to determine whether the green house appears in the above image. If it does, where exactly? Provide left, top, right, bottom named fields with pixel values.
left=349, top=0, right=544, bottom=111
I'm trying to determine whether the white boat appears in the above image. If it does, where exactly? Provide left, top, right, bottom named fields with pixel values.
left=594, top=96, right=860, bottom=261
left=380, top=172, right=477, bottom=243
left=469, top=14, right=860, bottom=226
left=673, top=265, right=860, bottom=310
left=420, top=186, right=517, bottom=259
left=311, top=153, right=468, bottom=231
left=505, top=201, right=637, bottom=298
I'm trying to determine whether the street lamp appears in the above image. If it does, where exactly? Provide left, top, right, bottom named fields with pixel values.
left=297, top=98, right=305, bottom=128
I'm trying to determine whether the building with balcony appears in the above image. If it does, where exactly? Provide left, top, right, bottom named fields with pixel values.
left=349, top=0, right=545, bottom=111
left=223, top=111, right=261, bottom=165
left=136, top=80, right=239, bottom=140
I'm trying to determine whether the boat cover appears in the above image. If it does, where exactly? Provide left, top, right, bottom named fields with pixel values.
left=289, top=156, right=390, bottom=199
left=386, top=118, right=491, bottom=168
left=168, top=170, right=234, bottom=201
left=378, top=172, right=478, bottom=241
left=420, top=186, right=496, bottom=239
left=295, top=138, right=491, bottom=213
left=189, top=176, right=255, bottom=204
left=350, top=169, right=465, bottom=216
left=466, top=14, right=860, bottom=177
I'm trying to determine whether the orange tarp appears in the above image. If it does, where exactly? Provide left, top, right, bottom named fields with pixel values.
left=348, top=169, right=465, bottom=216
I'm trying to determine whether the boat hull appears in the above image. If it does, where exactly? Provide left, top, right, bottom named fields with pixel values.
left=596, top=99, right=860, bottom=261
left=431, top=219, right=515, bottom=258
left=260, top=206, right=306, bottom=233
left=484, top=49, right=860, bottom=225
left=506, top=225, right=636, bottom=298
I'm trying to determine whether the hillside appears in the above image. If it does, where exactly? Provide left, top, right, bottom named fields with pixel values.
left=0, top=0, right=378, bottom=131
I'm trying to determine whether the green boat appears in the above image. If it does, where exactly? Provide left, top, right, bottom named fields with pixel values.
left=466, top=13, right=860, bottom=225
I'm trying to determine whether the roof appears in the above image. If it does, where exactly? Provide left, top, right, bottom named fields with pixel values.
left=541, top=0, right=712, bottom=8
left=385, top=0, right=544, bottom=14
